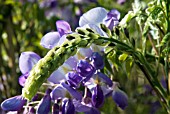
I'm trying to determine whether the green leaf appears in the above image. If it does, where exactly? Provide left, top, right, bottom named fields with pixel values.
left=149, top=7, right=162, bottom=20
left=160, top=32, right=170, bottom=46
left=119, top=11, right=135, bottom=27
left=119, top=53, right=128, bottom=61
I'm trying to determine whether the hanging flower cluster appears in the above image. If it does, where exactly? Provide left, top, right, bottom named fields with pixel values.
left=1, top=7, right=128, bottom=113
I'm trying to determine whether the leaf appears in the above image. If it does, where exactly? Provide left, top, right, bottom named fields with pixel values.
left=118, top=53, right=128, bottom=61
left=119, top=11, right=135, bottom=27
left=160, top=32, right=170, bottom=46
left=149, top=7, right=162, bottom=20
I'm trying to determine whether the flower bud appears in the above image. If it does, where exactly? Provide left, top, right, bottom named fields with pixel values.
left=112, top=89, right=128, bottom=110
left=1, top=95, right=27, bottom=111
left=37, top=89, right=52, bottom=114
left=90, top=52, right=104, bottom=70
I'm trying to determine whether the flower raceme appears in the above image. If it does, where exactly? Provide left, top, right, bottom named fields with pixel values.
left=1, top=7, right=128, bottom=113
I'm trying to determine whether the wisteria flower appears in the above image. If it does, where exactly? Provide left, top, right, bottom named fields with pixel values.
left=19, top=52, right=41, bottom=86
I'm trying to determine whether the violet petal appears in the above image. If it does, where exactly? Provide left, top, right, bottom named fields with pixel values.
left=56, top=20, right=71, bottom=36
left=76, top=60, right=95, bottom=82
left=18, top=72, right=29, bottom=87
left=37, top=90, right=51, bottom=114
left=62, top=98, right=75, bottom=114
left=61, top=82, right=83, bottom=100
left=97, top=72, right=113, bottom=87
left=112, top=89, right=128, bottom=110
left=92, top=84, right=104, bottom=108
left=51, top=85, right=66, bottom=100
left=66, top=71, right=83, bottom=88
left=72, top=99, right=91, bottom=112
left=1, top=95, right=27, bottom=111
left=85, top=107, right=101, bottom=114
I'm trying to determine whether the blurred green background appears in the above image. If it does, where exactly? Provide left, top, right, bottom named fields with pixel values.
left=0, top=0, right=166, bottom=113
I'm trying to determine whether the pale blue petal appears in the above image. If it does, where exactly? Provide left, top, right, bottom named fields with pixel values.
left=19, top=52, right=41, bottom=74
left=40, top=32, right=61, bottom=49
left=48, top=68, right=66, bottom=84
left=50, top=85, right=66, bottom=100
left=64, top=56, right=78, bottom=70
left=79, top=7, right=108, bottom=26
left=74, top=48, right=93, bottom=60
left=56, top=35, right=68, bottom=46
left=77, top=24, right=105, bottom=36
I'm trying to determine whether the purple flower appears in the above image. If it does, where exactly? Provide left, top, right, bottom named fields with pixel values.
left=90, top=52, right=104, bottom=70
left=40, top=32, right=61, bottom=49
left=72, top=99, right=91, bottom=112
left=1, top=95, right=27, bottom=111
left=91, top=84, right=104, bottom=108
left=61, top=82, right=83, bottom=100
left=56, top=20, right=72, bottom=36
left=85, top=107, right=101, bottom=114
left=18, top=52, right=41, bottom=86
left=97, top=72, right=113, bottom=87
left=62, top=98, right=75, bottom=114
left=41, top=20, right=71, bottom=49
left=66, top=72, right=83, bottom=88
left=112, top=89, right=128, bottom=110
left=37, top=89, right=52, bottom=114
left=19, top=72, right=29, bottom=86
left=103, top=9, right=120, bottom=30
left=79, top=7, right=108, bottom=26
left=19, top=52, right=41, bottom=74
left=51, top=85, right=66, bottom=100
left=76, top=60, right=95, bottom=82
left=79, top=7, right=120, bottom=31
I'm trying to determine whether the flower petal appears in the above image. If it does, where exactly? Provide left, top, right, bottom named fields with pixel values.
left=74, top=48, right=93, bottom=60
left=103, top=9, right=120, bottom=30
left=77, top=24, right=105, bottom=36
left=62, top=98, right=75, bottom=114
left=66, top=71, right=83, bottom=88
left=48, top=68, right=66, bottom=84
left=61, top=82, right=83, bottom=100
left=51, top=85, right=66, bottom=100
left=37, top=89, right=51, bottom=114
left=112, top=89, right=128, bottom=110
left=1, top=95, right=27, bottom=111
left=64, top=56, right=78, bottom=70
left=40, top=32, right=61, bottom=49
left=92, top=84, right=104, bottom=108
left=72, top=99, right=91, bottom=112
left=90, top=52, right=104, bottom=70
left=56, top=20, right=72, bottom=36
left=18, top=72, right=29, bottom=87
left=85, top=107, right=100, bottom=114
left=79, top=7, right=108, bottom=26
left=56, top=35, right=68, bottom=47
left=76, top=60, right=95, bottom=82
left=97, top=72, right=113, bottom=87
left=19, top=52, right=41, bottom=74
